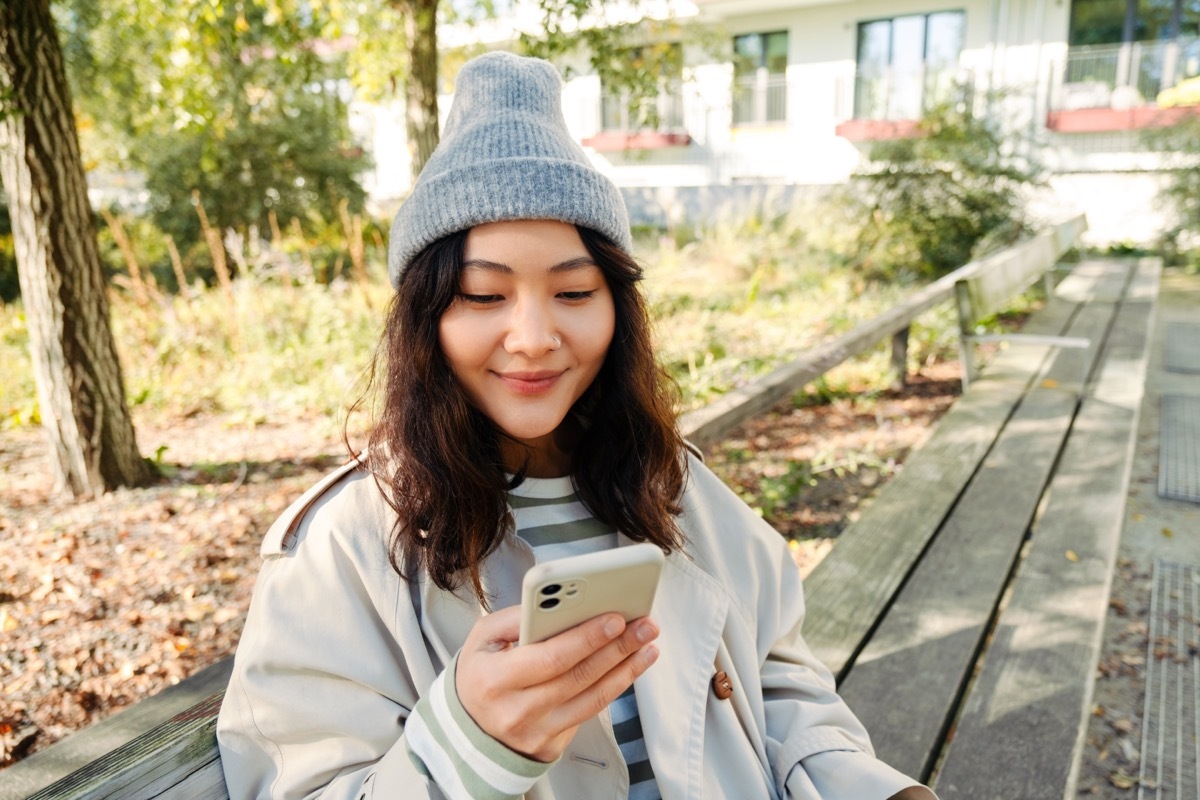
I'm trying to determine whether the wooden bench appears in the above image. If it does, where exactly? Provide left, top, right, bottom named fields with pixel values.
left=8, top=219, right=1140, bottom=800
left=803, top=256, right=1159, bottom=797
left=0, top=660, right=233, bottom=799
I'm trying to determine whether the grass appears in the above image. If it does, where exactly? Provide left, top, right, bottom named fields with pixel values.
left=0, top=207, right=968, bottom=434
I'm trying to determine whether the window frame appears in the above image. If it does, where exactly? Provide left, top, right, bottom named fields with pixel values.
left=731, top=30, right=789, bottom=126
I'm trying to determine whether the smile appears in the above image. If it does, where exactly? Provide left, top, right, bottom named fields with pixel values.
left=496, top=370, right=563, bottom=395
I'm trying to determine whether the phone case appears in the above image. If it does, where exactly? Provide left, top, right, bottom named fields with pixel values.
left=518, top=543, right=665, bottom=646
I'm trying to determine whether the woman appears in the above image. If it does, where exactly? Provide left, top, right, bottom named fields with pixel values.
left=216, top=51, right=937, bottom=800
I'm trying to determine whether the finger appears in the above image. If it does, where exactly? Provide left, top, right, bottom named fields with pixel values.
left=504, top=612, right=629, bottom=685
left=533, top=617, right=659, bottom=706
left=549, top=643, right=660, bottom=732
left=467, top=605, right=522, bottom=652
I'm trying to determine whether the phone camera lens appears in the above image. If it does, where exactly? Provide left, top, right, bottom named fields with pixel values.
left=539, top=597, right=560, bottom=610
left=540, top=583, right=562, bottom=596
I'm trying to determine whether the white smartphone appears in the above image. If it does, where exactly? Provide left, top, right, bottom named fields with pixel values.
left=518, top=543, right=665, bottom=646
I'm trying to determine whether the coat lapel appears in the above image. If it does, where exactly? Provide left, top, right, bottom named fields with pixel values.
left=633, top=543, right=729, bottom=800
left=418, top=532, right=535, bottom=668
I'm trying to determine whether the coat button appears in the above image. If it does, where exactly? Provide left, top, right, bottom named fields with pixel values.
left=712, top=670, right=733, bottom=700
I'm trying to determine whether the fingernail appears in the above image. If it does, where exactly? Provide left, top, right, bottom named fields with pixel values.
left=644, top=645, right=659, bottom=665
left=604, top=617, right=623, bottom=638
left=636, top=621, right=657, bottom=643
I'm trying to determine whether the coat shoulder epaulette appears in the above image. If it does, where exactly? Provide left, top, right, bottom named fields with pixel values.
left=260, top=453, right=369, bottom=556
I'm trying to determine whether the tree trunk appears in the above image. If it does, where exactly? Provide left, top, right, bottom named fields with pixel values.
left=395, top=0, right=440, bottom=181
left=0, top=0, right=151, bottom=496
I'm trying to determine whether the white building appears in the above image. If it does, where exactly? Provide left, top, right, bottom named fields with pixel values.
left=357, top=0, right=1200, bottom=245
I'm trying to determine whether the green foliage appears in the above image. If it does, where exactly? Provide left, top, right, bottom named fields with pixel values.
left=518, top=1, right=694, bottom=130
left=844, top=96, right=1042, bottom=281
left=56, top=0, right=369, bottom=263
left=1144, top=116, right=1200, bottom=254
left=140, top=92, right=368, bottom=249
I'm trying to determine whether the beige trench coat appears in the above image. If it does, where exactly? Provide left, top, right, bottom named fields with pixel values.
left=216, top=452, right=926, bottom=799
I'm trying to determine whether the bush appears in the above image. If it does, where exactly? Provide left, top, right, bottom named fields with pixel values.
left=843, top=95, right=1043, bottom=281
left=1145, top=116, right=1200, bottom=260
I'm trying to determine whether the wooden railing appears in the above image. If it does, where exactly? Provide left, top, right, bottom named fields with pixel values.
left=680, top=213, right=1087, bottom=449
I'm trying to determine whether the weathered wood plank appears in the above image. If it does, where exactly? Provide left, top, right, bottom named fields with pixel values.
left=960, top=234, right=1057, bottom=322
left=803, top=266, right=1100, bottom=679
left=933, top=259, right=1159, bottom=800
left=24, top=693, right=226, bottom=800
left=832, top=266, right=1130, bottom=780
left=0, top=658, right=233, bottom=800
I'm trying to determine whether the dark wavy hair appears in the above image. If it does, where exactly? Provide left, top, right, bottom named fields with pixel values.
left=363, top=225, right=687, bottom=604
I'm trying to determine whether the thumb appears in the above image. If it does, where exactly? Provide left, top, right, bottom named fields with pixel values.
left=473, top=604, right=522, bottom=652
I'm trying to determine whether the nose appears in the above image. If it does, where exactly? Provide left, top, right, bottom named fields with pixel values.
left=504, top=297, right=557, bottom=357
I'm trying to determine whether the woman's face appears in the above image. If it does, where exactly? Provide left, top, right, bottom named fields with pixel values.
left=439, top=220, right=616, bottom=475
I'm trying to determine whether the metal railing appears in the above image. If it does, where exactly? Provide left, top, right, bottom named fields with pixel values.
left=600, top=81, right=685, bottom=132
left=847, top=66, right=968, bottom=121
left=732, top=73, right=787, bottom=125
left=1051, top=37, right=1200, bottom=110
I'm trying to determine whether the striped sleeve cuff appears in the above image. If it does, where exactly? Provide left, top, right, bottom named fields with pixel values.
left=405, top=653, right=554, bottom=799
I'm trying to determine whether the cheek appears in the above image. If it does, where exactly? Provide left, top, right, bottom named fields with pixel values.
left=437, top=314, right=476, bottom=373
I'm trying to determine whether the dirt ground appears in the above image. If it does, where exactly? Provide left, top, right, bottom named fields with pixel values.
left=0, top=352, right=1158, bottom=794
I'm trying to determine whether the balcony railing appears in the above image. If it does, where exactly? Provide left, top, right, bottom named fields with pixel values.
left=732, top=73, right=787, bottom=125
left=600, top=82, right=685, bottom=132
left=1051, top=37, right=1200, bottom=110
left=848, top=66, right=967, bottom=121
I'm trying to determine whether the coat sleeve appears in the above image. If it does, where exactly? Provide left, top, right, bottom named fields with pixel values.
left=215, top=476, right=550, bottom=800
left=757, top=530, right=936, bottom=799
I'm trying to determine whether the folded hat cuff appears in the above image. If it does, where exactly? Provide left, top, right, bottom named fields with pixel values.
left=388, top=157, right=632, bottom=287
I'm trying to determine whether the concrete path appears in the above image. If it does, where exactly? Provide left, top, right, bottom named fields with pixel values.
left=1077, top=265, right=1200, bottom=797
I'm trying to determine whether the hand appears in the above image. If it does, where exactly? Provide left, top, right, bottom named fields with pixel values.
left=455, top=606, right=660, bottom=763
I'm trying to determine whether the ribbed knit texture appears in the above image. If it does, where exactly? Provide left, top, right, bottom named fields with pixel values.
left=388, top=51, right=633, bottom=286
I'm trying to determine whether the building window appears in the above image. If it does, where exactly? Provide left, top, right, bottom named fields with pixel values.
left=854, top=11, right=965, bottom=120
left=732, top=31, right=788, bottom=125
left=600, top=44, right=684, bottom=132
left=1069, top=0, right=1199, bottom=46
left=1062, top=0, right=1200, bottom=107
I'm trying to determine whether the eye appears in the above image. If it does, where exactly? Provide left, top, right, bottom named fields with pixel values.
left=558, top=290, right=596, bottom=301
left=458, top=293, right=504, bottom=305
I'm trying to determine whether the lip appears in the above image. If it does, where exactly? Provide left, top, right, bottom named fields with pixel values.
left=496, top=370, right=563, bottom=395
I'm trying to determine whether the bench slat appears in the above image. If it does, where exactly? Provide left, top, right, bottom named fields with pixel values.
left=832, top=263, right=1131, bottom=779
left=24, top=693, right=227, bottom=800
left=803, top=273, right=1094, bottom=679
left=934, top=260, right=1159, bottom=799
left=0, top=659, right=233, bottom=800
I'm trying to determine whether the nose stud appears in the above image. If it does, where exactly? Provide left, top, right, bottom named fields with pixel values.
left=550, top=335, right=561, bottom=351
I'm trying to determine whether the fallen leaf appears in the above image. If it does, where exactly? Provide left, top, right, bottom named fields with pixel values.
left=1163, top=527, right=1174, bottom=538
left=1066, top=550, right=1080, bottom=562
left=1109, top=770, right=1137, bottom=790
left=1042, top=378, right=1059, bottom=389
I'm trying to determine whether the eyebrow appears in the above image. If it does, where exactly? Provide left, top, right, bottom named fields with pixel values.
left=460, top=256, right=598, bottom=274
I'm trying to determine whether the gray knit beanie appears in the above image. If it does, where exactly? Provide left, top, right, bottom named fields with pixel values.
left=387, top=51, right=633, bottom=287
